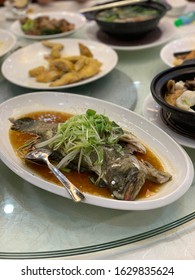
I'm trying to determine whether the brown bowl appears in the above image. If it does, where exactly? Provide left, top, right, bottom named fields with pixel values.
left=150, top=64, right=195, bottom=136
left=82, top=0, right=171, bottom=37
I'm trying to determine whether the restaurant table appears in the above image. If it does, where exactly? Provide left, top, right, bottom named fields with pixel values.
left=0, top=0, right=195, bottom=260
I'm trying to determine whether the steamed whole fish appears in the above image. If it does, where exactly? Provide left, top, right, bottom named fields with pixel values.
left=9, top=112, right=172, bottom=201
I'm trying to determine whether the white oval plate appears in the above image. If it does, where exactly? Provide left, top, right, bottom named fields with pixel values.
left=0, top=29, right=16, bottom=58
left=10, top=11, right=86, bottom=40
left=160, top=34, right=195, bottom=67
left=0, top=92, right=193, bottom=211
left=1, top=38, right=118, bottom=89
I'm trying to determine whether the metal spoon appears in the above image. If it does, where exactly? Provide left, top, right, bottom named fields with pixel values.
left=25, top=148, right=85, bottom=202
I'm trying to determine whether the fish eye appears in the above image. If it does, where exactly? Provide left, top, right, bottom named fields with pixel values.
left=111, top=180, right=116, bottom=186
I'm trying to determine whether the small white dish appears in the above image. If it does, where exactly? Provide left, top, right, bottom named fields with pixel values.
left=1, top=38, right=118, bottom=89
left=85, top=18, right=177, bottom=51
left=160, top=34, right=195, bottom=67
left=142, top=94, right=195, bottom=149
left=0, top=29, right=16, bottom=58
left=0, top=92, right=193, bottom=210
left=10, top=11, right=86, bottom=40
left=166, top=0, right=187, bottom=17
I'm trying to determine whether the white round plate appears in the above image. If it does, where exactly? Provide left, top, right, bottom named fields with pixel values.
left=160, top=34, right=195, bottom=67
left=85, top=18, right=177, bottom=51
left=142, top=94, right=195, bottom=148
left=10, top=11, right=86, bottom=40
left=0, top=29, right=16, bottom=58
left=1, top=38, right=118, bottom=89
left=0, top=92, right=193, bottom=210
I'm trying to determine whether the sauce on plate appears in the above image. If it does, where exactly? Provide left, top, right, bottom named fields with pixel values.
left=9, top=111, right=165, bottom=200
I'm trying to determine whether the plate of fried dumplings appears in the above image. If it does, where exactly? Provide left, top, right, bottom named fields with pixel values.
left=1, top=38, right=118, bottom=89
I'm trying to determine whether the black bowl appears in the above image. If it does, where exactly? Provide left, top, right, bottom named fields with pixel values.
left=82, top=0, right=171, bottom=37
left=150, top=64, right=195, bottom=136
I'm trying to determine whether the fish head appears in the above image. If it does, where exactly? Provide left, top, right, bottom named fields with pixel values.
left=103, top=157, right=146, bottom=201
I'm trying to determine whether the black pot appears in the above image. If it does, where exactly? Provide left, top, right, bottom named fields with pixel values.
left=82, top=0, right=171, bottom=37
left=150, top=64, right=195, bottom=134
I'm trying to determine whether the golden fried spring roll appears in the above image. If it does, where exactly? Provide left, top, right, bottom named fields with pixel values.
left=50, top=71, right=80, bottom=86
left=36, top=69, right=62, bottom=83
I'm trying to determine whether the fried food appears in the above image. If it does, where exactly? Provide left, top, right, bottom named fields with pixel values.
left=77, top=58, right=102, bottom=79
left=74, top=56, right=87, bottom=71
left=29, top=66, right=46, bottom=77
left=50, top=71, right=80, bottom=87
left=50, top=58, right=74, bottom=72
left=42, top=41, right=64, bottom=59
left=42, top=41, right=63, bottom=49
left=79, top=42, right=93, bottom=57
left=35, top=69, right=62, bottom=83
left=28, top=41, right=102, bottom=86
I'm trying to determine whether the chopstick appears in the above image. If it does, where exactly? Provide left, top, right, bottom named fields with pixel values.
left=79, top=0, right=148, bottom=14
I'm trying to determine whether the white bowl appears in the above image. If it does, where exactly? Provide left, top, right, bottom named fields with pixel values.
left=0, top=29, right=16, bottom=58
left=166, top=0, right=187, bottom=17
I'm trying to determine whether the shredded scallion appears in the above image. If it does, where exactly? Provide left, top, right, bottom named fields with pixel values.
left=35, top=109, right=124, bottom=173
